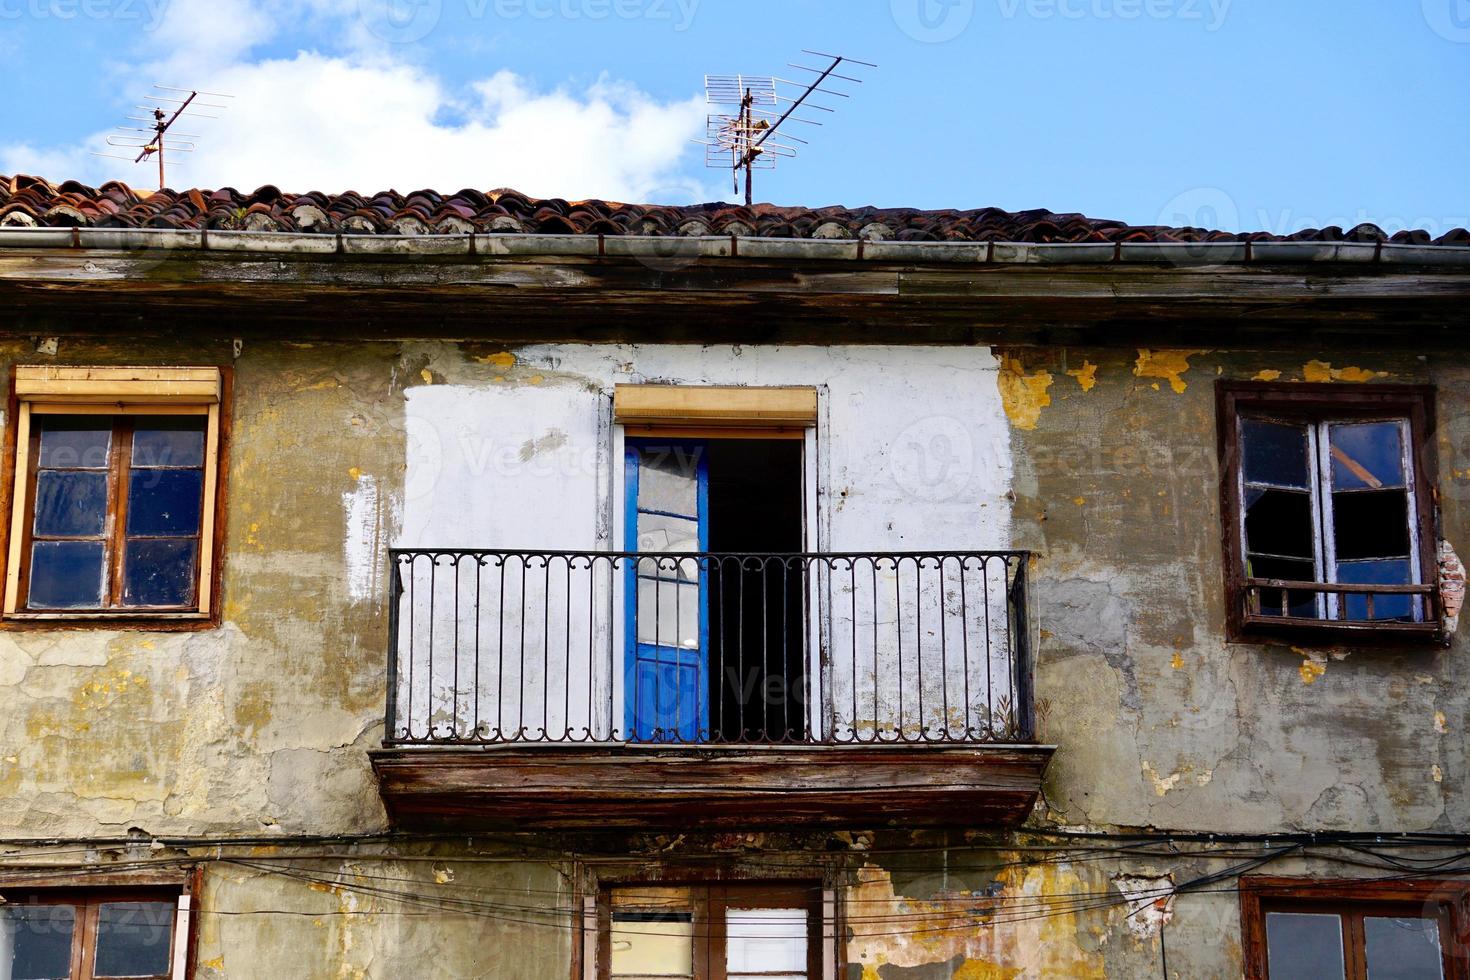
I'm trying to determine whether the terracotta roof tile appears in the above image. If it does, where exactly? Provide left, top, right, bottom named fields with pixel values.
left=2, top=174, right=1467, bottom=246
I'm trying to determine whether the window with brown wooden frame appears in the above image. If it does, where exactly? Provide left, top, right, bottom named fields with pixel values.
left=599, top=882, right=824, bottom=980
left=1217, top=382, right=1441, bottom=642
left=0, top=886, right=188, bottom=980
left=3, top=367, right=226, bottom=625
left=1240, top=876, right=1470, bottom=980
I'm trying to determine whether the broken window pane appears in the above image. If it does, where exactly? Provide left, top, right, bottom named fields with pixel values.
left=1332, top=491, right=1411, bottom=560
left=2, top=905, right=76, bottom=980
left=609, top=911, right=694, bottom=980
left=726, top=907, right=808, bottom=979
left=94, top=901, right=174, bottom=978
left=1266, top=912, right=1346, bottom=980
left=28, top=540, right=106, bottom=609
left=1337, top=559, right=1415, bottom=621
left=1244, top=488, right=1315, bottom=559
left=1242, top=419, right=1310, bottom=488
left=635, top=445, right=703, bottom=518
left=1330, top=422, right=1406, bottom=490
left=1247, top=556, right=1319, bottom=618
left=1364, top=916, right=1444, bottom=979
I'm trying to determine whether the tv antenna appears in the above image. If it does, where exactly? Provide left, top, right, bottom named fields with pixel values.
left=698, top=51, right=876, bottom=206
left=92, top=85, right=233, bottom=190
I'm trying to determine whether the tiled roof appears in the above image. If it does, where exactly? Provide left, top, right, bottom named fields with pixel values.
left=2, top=174, right=1467, bottom=246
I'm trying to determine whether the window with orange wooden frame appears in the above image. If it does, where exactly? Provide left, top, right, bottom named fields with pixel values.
left=2, top=367, right=227, bottom=625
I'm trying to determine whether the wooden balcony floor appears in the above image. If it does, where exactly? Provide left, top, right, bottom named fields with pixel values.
left=369, top=743, right=1055, bottom=830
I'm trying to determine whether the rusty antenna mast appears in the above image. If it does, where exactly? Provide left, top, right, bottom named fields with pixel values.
left=699, top=51, right=875, bottom=206
left=93, top=85, right=233, bottom=190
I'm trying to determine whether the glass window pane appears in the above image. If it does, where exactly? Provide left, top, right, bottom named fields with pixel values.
left=1365, top=916, right=1444, bottom=979
left=28, top=540, right=106, bottom=609
left=726, top=908, right=807, bottom=977
left=130, top=419, right=206, bottom=468
left=37, top=418, right=112, bottom=469
left=1331, top=422, right=1406, bottom=490
left=634, top=513, right=700, bottom=557
left=1242, top=419, right=1310, bottom=488
left=1245, top=557, right=1319, bottom=618
left=636, top=576, right=701, bottom=649
left=635, top=445, right=702, bottom=518
left=2, top=904, right=76, bottom=980
left=33, top=470, right=109, bottom=537
left=609, top=912, right=693, bottom=979
left=1337, top=559, right=1416, bottom=621
left=1266, top=912, right=1346, bottom=980
left=1244, top=488, right=1316, bottom=559
left=123, top=539, right=198, bottom=607
left=94, top=901, right=174, bottom=977
left=126, top=469, right=203, bottom=536
left=1332, top=491, right=1411, bottom=560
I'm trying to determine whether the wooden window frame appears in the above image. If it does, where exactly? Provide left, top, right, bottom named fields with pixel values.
left=1240, top=876, right=1470, bottom=980
left=594, top=880, right=826, bottom=980
left=0, top=882, right=194, bottom=980
left=1217, top=381, right=1442, bottom=645
left=0, top=367, right=230, bottom=630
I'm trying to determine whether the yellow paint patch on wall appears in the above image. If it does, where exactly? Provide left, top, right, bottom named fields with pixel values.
left=997, top=356, right=1053, bottom=430
left=418, top=368, right=434, bottom=384
left=479, top=351, right=517, bottom=370
left=1133, top=349, right=1203, bottom=394
left=1171, top=651, right=1184, bottom=670
left=1435, top=711, right=1449, bottom=734
left=348, top=467, right=362, bottom=481
left=1141, top=761, right=1183, bottom=796
left=1299, top=657, right=1327, bottom=685
left=1433, top=765, right=1444, bottom=783
left=1302, top=360, right=1389, bottom=383
left=1065, top=361, right=1097, bottom=392
left=953, top=958, right=1023, bottom=980
left=1253, top=369, right=1282, bottom=382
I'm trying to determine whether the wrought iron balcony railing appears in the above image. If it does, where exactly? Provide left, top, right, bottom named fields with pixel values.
left=384, top=550, right=1034, bottom=746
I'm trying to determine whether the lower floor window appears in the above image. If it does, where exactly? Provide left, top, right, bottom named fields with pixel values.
left=1242, top=877, right=1466, bottom=980
left=604, top=883, right=820, bottom=980
left=0, top=889, right=183, bottom=980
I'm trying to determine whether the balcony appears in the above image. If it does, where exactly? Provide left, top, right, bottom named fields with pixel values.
left=369, top=549, right=1052, bottom=829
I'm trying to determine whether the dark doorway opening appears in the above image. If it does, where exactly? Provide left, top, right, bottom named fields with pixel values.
left=704, top=439, right=807, bottom=741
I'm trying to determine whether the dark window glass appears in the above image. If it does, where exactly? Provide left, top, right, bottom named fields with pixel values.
left=1265, top=911, right=1346, bottom=980
left=1333, top=491, right=1411, bottom=560
left=1338, top=559, right=1415, bottom=622
left=3, top=904, right=76, bottom=980
left=1244, top=489, right=1315, bottom=558
left=28, top=541, right=106, bottom=609
left=122, top=539, right=198, bottom=607
left=1247, top=557, right=1319, bottom=618
left=130, top=421, right=205, bottom=468
left=33, top=471, right=109, bottom=537
left=1331, top=422, right=1406, bottom=490
left=125, top=470, right=203, bottom=536
left=1363, top=916, right=1444, bottom=979
left=36, top=420, right=110, bottom=469
left=1243, top=419, right=1310, bottom=488
left=93, top=901, right=174, bottom=978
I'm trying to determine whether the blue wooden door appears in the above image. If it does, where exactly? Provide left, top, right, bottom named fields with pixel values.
left=625, top=440, right=710, bottom=742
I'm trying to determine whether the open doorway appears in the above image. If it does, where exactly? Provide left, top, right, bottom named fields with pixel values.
left=624, top=437, right=807, bottom=742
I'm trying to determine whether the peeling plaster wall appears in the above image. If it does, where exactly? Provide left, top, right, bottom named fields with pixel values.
left=1001, top=347, right=1470, bottom=836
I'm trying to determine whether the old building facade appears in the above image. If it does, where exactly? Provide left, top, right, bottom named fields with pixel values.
left=0, top=175, right=1468, bottom=978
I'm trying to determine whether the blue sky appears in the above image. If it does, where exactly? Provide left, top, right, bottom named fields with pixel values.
left=2, top=0, right=1467, bottom=235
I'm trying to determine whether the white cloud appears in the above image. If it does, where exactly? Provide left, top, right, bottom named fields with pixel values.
left=3, top=0, right=710, bottom=203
